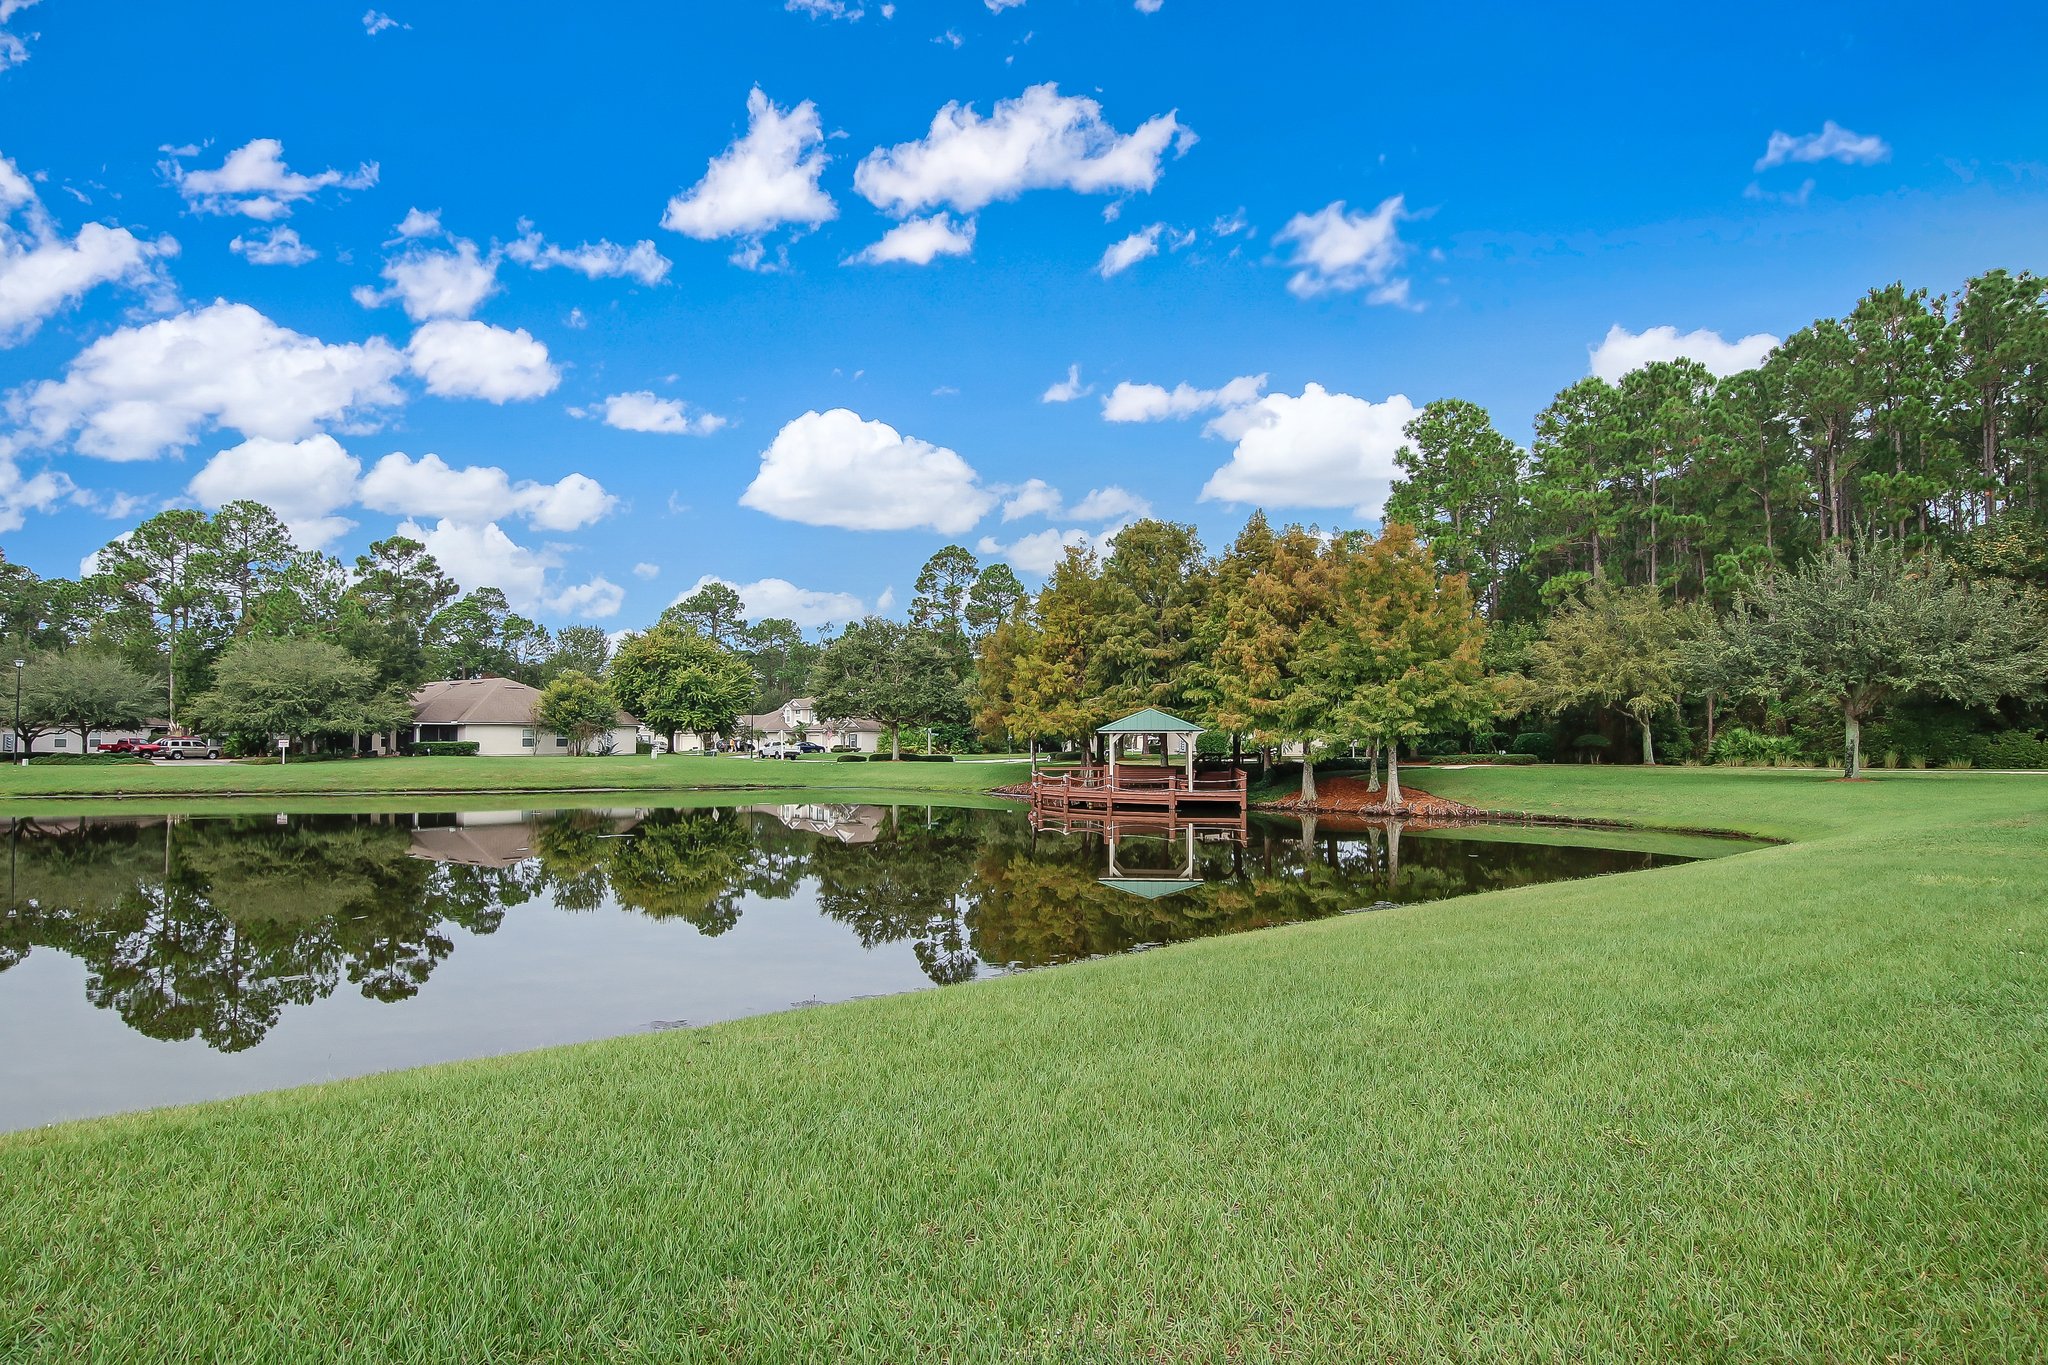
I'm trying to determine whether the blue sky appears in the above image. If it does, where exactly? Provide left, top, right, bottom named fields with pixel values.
left=2, top=0, right=2045, bottom=628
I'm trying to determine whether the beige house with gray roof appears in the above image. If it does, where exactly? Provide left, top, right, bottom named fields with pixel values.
left=410, top=677, right=639, bottom=757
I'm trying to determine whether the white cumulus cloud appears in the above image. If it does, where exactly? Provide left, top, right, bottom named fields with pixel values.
left=661, top=88, right=836, bottom=268
left=396, top=517, right=619, bottom=618
left=853, top=83, right=1192, bottom=217
left=405, top=320, right=559, bottom=403
left=998, top=478, right=1148, bottom=522
left=1755, top=121, right=1890, bottom=172
left=361, top=451, right=612, bottom=531
left=354, top=236, right=499, bottom=320
left=394, top=206, right=441, bottom=239
left=582, top=390, right=727, bottom=435
left=1102, top=373, right=1266, bottom=423
left=1273, top=196, right=1411, bottom=301
left=975, top=524, right=1122, bottom=574
left=1097, top=223, right=1162, bottom=278
left=163, top=138, right=378, bottom=220
left=741, top=408, right=995, bottom=533
left=187, top=434, right=362, bottom=548
left=1041, top=363, right=1091, bottom=403
left=0, top=153, right=179, bottom=344
left=848, top=212, right=976, bottom=266
left=506, top=224, right=670, bottom=285
left=1587, top=324, right=1781, bottom=383
left=1198, top=383, right=1417, bottom=519
left=683, top=573, right=863, bottom=627
left=228, top=225, right=315, bottom=266
left=5, top=301, right=406, bottom=462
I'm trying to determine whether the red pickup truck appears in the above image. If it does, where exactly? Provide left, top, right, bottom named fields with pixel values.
left=97, top=739, right=162, bottom=756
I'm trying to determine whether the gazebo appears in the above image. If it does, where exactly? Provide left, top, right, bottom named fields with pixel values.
left=1099, top=707, right=1204, bottom=786
left=1029, top=707, right=1247, bottom=815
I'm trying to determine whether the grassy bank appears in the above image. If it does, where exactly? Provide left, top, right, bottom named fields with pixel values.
left=4, top=767, right=2045, bottom=1360
left=0, top=752, right=1031, bottom=805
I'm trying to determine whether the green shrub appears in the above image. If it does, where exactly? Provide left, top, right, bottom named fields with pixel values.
left=835, top=753, right=869, bottom=763
left=1965, top=730, right=2048, bottom=770
left=240, top=749, right=376, bottom=765
left=1572, top=734, right=1610, bottom=752
left=24, top=752, right=151, bottom=766
left=411, top=741, right=481, bottom=757
left=1710, top=727, right=1806, bottom=767
left=1509, top=731, right=1554, bottom=760
left=1407, top=752, right=1537, bottom=766
left=893, top=753, right=955, bottom=763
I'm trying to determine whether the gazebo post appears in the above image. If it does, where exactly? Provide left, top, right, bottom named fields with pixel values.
left=1186, top=729, right=1200, bottom=789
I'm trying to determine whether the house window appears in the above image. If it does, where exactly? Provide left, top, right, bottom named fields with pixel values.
left=53, top=736, right=66, bottom=749
left=521, top=728, right=536, bottom=748
left=556, top=736, right=568, bottom=747
left=417, top=725, right=459, bottom=744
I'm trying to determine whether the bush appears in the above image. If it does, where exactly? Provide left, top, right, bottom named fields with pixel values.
left=886, top=753, right=955, bottom=763
left=1966, top=730, right=2048, bottom=770
left=1509, top=731, right=1554, bottom=760
left=239, top=749, right=377, bottom=766
left=24, top=752, right=150, bottom=766
left=1709, top=727, right=1805, bottom=767
left=1469, top=731, right=1508, bottom=753
left=1412, top=752, right=1537, bottom=766
left=835, top=753, right=869, bottom=763
left=411, top=741, right=481, bottom=757
left=635, top=741, right=655, bottom=755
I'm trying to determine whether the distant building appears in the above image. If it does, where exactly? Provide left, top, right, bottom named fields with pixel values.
left=410, top=677, right=638, bottom=756
left=734, top=697, right=887, bottom=754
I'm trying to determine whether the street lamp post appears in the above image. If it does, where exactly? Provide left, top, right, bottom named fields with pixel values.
left=925, top=727, right=934, bottom=756
left=12, top=658, right=23, bottom=767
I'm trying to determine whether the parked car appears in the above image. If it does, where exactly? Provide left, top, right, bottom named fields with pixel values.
left=96, top=738, right=143, bottom=754
left=796, top=742, right=826, bottom=753
left=158, top=736, right=222, bottom=760
left=128, top=739, right=164, bottom=756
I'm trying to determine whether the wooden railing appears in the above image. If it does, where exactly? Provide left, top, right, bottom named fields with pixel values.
left=1028, top=765, right=1248, bottom=807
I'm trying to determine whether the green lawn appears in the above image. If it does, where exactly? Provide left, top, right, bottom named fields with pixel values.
left=4, top=767, right=2045, bottom=1361
left=0, top=752, right=1031, bottom=807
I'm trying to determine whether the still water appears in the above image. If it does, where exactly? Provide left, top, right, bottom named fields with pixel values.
left=0, top=802, right=1719, bottom=1130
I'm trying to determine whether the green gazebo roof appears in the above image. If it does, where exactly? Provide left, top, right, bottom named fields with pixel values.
left=1099, top=877, right=1207, bottom=899
left=1097, top=707, right=1203, bottom=734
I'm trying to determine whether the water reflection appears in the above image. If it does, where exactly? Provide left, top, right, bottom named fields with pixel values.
left=2, top=804, right=1692, bottom=1068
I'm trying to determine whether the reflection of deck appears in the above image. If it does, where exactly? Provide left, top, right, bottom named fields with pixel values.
left=1029, top=765, right=1247, bottom=816
left=1028, top=807, right=1246, bottom=899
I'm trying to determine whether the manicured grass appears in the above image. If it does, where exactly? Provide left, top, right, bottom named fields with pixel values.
left=0, top=752, right=1032, bottom=806
left=4, top=767, right=2045, bottom=1360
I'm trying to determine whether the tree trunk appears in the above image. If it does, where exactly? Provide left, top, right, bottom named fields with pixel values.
left=1383, top=743, right=1402, bottom=809
left=1639, top=716, right=1655, bottom=766
left=1366, top=743, right=1381, bottom=793
left=1705, top=692, right=1717, bottom=748
left=1843, top=709, right=1862, bottom=780
left=1299, top=750, right=1317, bottom=806
left=890, top=725, right=901, bottom=760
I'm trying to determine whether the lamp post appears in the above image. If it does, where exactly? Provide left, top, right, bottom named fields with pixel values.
left=11, top=658, right=22, bottom=767
left=925, top=727, right=934, bottom=756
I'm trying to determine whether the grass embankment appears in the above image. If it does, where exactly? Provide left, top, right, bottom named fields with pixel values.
left=0, top=753, right=1030, bottom=806
left=4, top=768, right=2046, bottom=1361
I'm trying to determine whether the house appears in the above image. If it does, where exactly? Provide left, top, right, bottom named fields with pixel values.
left=410, top=677, right=639, bottom=756
left=2, top=723, right=162, bottom=757
left=736, top=697, right=888, bottom=754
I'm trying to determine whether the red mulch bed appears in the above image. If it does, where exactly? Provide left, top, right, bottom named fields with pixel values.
left=1263, top=774, right=1480, bottom=819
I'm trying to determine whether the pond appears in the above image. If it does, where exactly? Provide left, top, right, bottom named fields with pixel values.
left=0, top=801, right=1747, bottom=1130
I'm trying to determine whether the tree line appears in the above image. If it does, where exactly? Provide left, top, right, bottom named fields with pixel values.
left=2, top=269, right=2043, bottom=769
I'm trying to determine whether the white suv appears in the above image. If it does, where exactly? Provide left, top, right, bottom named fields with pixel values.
left=160, top=736, right=222, bottom=760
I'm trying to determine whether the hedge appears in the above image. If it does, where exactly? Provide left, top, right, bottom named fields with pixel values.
left=411, top=741, right=481, bottom=757
left=21, top=753, right=151, bottom=766
left=1967, top=730, right=2048, bottom=770
left=835, top=753, right=869, bottom=763
left=1510, top=731, right=1554, bottom=760
left=1406, top=753, right=1538, bottom=766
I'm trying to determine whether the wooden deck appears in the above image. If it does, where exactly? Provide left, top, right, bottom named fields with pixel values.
left=1029, top=764, right=1248, bottom=815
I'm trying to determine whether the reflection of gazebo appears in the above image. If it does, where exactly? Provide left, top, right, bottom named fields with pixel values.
left=1030, top=708, right=1247, bottom=815
left=1100, top=821, right=1205, bottom=899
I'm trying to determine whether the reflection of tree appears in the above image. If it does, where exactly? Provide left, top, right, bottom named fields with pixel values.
left=811, top=807, right=987, bottom=985
left=3, top=805, right=1678, bottom=1054
left=607, top=809, right=757, bottom=935
left=3, top=814, right=519, bottom=1049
